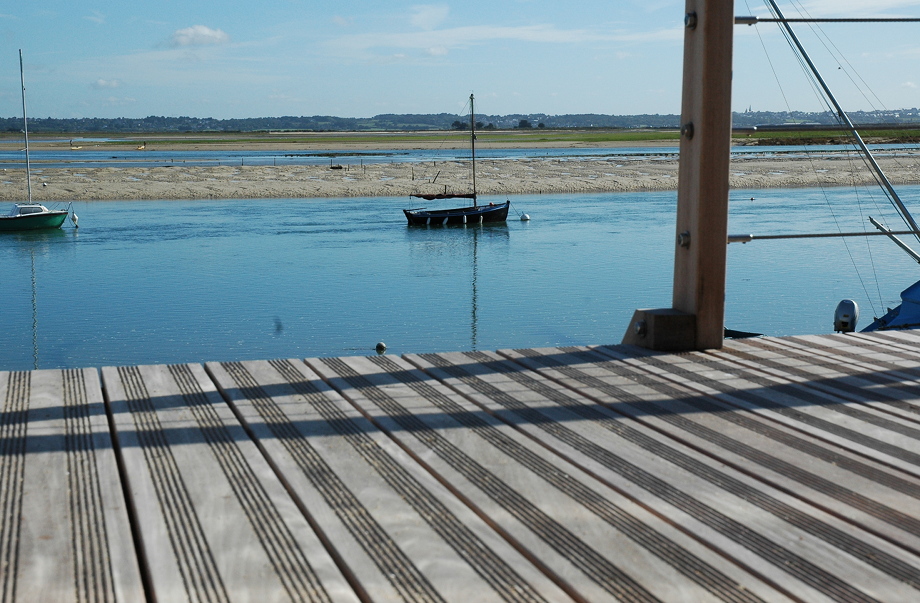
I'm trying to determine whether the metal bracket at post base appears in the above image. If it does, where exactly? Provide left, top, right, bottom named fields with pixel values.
left=621, top=308, right=697, bottom=351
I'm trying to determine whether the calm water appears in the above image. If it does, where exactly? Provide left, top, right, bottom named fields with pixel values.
left=2, top=187, right=916, bottom=370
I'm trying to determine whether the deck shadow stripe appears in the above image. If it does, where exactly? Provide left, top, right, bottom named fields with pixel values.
left=319, top=356, right=656, bottom=603
left=521, top=347, right=920, bottom=541
left=744, top=335, right=920, bottom=422
left=588, top=345, right=920, bottom=499
left=497, top=350, right=920, bottom=590
left=286, top=358, right=553, bottom=603
left=63, top=368, right=117, bottom=603
left=664, top=351, right=920, bottom=464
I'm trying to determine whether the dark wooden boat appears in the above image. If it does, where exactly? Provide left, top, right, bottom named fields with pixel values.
left=404, top=94, right=508, bottom=225
left=403, top=199, right=509, bottom=225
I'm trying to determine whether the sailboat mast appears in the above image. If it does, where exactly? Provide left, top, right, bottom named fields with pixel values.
left=764, top=0, right=920, bottom=240
left=19, top=49, right=32, bottom=204
left=470, top=93, right=477, bottom=206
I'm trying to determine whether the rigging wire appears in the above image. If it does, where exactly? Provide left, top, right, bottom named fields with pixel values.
left=783, top=0, right=896, bottom=312
left=777, top=0, right=918, bottom=239
left=747, top=0, right=885, bottom=313
left=790, top=2, right=887, bottom=112
left=412, top=95, right=476, bottom=195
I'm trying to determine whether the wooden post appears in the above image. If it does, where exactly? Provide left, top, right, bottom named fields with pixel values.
left=622, top=0, right=734, bottom=351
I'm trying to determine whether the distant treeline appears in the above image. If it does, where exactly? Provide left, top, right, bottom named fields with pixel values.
left=3, top=109, right=920, bottom=133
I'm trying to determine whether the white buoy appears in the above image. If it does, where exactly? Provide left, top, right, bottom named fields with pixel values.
left=520, top=213, right=530, bottom=221
left=375, top=342, right=387, bottom=354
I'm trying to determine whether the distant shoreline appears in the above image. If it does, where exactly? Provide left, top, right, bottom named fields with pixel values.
left=5, top=129, right=917, bottom=152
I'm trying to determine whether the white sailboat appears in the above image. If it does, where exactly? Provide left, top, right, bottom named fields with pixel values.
left=0, top=50, right=76, bottom=232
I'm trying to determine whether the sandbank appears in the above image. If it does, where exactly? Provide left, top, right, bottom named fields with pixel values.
left=2, top=145, right=920, bottom=201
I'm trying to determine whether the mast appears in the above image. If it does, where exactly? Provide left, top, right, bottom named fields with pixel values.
left=469, top=93, right=477, bottom=206
left=19, top=49, right=32, bottom=203
left=764, top=0, right=920, bottom=241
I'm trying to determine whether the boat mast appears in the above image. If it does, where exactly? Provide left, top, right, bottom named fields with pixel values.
left=469, top=93, right=477, bottom=206
left=764, top=0, right=920, bottom=241
left=19, top=49, right=32, bottom=204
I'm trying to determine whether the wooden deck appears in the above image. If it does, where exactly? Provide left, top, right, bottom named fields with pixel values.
left=4, top=331, right=920, bottom=602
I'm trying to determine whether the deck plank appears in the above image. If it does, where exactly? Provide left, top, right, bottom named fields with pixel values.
left=101, top=363, right=358, bottom=603
left=0, top=368, right=144, bottom=602
left=461, top=346, right=920, bottom=602
left=537, top=342, right=920, bottom=555
left=5, top=332, right=920, bottom=602
left=607, top=339, right=920, bottom=476
left=310, top=353, right=793, bottom=603
left=207, top=358, right=576, bottom=603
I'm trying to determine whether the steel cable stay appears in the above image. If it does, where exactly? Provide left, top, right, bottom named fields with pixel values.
left=734, top=0, right=920, bottom=323
left=738, top=0, right=885, bottom=313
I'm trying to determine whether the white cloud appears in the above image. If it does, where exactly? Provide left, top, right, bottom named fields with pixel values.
left=91, top=78, right=121, bottom=89
left=902, top=81, right=918, bottom=88
left=169, top=25, right=230, bottom=48
left=411, top=4, right=450, bottom=30
left=84, top=11, right=104, bottom=25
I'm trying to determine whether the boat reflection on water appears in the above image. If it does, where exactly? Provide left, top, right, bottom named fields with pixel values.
left=405, top=222, right=510, bottom=351
left=12, top=229, right=73, bottom=368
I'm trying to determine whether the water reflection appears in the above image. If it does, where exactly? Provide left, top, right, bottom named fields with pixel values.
left=5, top=229, right=74, bottom=368
left=405, top=223, right=509, bottom=350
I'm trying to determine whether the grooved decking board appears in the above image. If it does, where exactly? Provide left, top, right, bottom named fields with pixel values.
left=207, top=358, right=576, bottom=603
left=0, top=368, right=143, bottom=602
left=5, top=331, right=920, bottom=602
left=101, top=363, right=357, bottom=603
left=519, top=343, right=920, bottom=556
left=307, top=353, right=788, bottom=603
left=433, top=346, right=920, bottom=603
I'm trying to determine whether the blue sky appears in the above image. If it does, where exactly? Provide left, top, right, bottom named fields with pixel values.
left=2, top=1, right=920, bottom=119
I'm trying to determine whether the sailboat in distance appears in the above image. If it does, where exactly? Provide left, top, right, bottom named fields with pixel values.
left=0, top=50, right=73, bottom=232
left=403, top=94, right=510, bottom=225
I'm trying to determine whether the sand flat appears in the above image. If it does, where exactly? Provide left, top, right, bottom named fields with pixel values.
left=2, top=144, right=919, bottom=201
